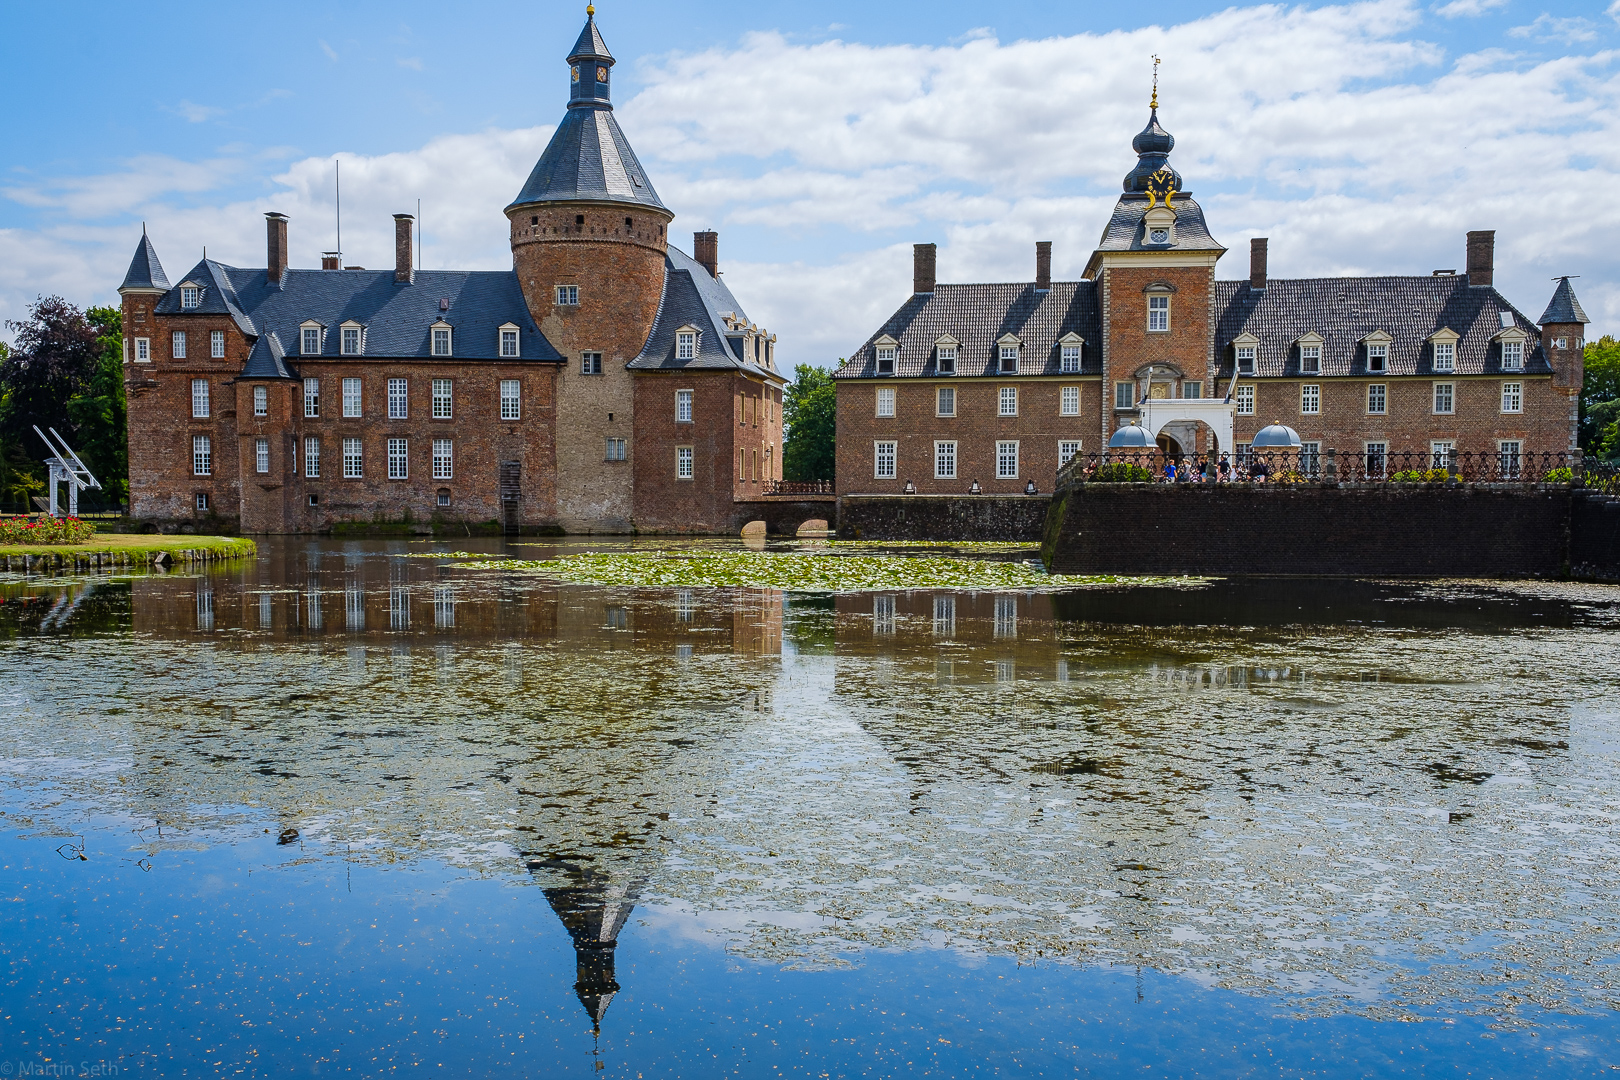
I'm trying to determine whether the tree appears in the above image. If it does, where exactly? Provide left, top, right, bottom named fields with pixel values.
left=1581, top=336, right=1620, bottom=458
left=66, top=306, right=129, bottom=499
left=782, top=362, right=836, bottom=483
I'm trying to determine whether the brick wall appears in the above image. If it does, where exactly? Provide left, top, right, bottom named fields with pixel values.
left=1102, top=264, right=1216, bottom=443
left=839, top=494, right=1051, bottom=541
left=1570, top=493, right=1620, bottom=582
left=836, top=378, right=1102, bottom=496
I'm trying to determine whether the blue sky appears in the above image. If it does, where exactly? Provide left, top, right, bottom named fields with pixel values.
left=2, top=0, right=1616, bottom=364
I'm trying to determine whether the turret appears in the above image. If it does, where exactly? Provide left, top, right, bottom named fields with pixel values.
left=1540, top=276, right=1588, bottom=392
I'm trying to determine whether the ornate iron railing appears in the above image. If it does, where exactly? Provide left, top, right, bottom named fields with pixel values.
left=1054, top=449, right=1599, bottom=492
left=764, top=480, right=835, bottom=496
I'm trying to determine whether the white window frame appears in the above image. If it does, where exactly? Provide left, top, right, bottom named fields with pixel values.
left=876, top=345, right=896, bottom=374
left=1433, top=341, right=1456, bottom=374
left=343, top=437, right=363, bottom=478
left=1059, top=344, right=1082, bottom=374
left=431, top=324, right=452, bottom=357
left=676, top=445, right=694, bottom=480
left=936, top=386, right=955, bottom=417
left=1501, top=381, right=1522, bottom=414
left=253, top=385, right=267, bottom=417
left=388, top=378, right=408, bottom=419
left=1181, top=381, right=1202, bottom=400
left=1114, top=381, right=1135, bottom=410
left=1060, top=386, right=1080, bottom=416
left=499, top=324, right=520, bottom=358
left=1501, top=339, right=1524, bottom=372
left=1300, top=441, right=1321, bottom=476
left=172, top=330, right=187, bottom=359
left=500, top=379, right=522, bottom=420
left=1058, top=440, right=1082, bottom=468
left=192, top=434, right=212, bottom=476
left=1147, top=295, right=1170, bottom=333
left=1366, top=343, right=1388, bottom=373
left=604, top=437, right=627, bottom=462
left=135, top=337, right=150, bottom=363
left=180, top=285, right=200, bottom=309
left=303, top=377, right=320, bottom=418
left=581, top=351, right=603, bottom=375
left=341, top=325, right=362, bottom=356
left=1367, top=383, right=1387, bottom=415
left=1365, top=441, right=1388, bottom=479
left=998, top=344, right=1020, bottom=374
left=1431, top=440, right=1456, bottom=469
left=1300, top=384, right=1320, bottom=415
left=1235, top=384, right=1255, bottom=415
left=301, top=326, right=322, bottom=356
left=998, top=386, right=1018, bottom=417
left=342, top=377, right=362, bottom=418
left=387, top=437, right=408, bottom=480
left=432, top=438, right=453, bottom=479
left=1236, top=345, right=1256, bottom=374
left=555, top=285, right=579, bottom=306
left=996, top=440, right=1019, bottom=480
left=676, top=332, right=696, bottom=360
left=934, top=440, right=957, bottom=480
left=191, top=379, right=209, bottom=418
left=1498, top=439, right=1523, bottom=478
left=1433, top=382, right=1455, bottom=415
left=255, top=438, right=270, bottom=475
left=304, top=436, right=320, bottom=478
left=875, top=387, right=895, bottom=418
left=936, top=345, right=957, bottom=375
left=432, top=378, right=453, bottom=419
left=874, top=440, right=897, bottom=479
left=1299, top=345, right=1321, bottom=375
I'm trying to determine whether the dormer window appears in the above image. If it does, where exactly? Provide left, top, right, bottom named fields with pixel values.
left=873, top=335, right=898, bottom=375
left=1232, top=332, right=1260, bottom=375
left=676, top=327, right=698, bottom=360
left=431, top=321, right=453, bottom=357
left=340, top=322, right=364, bottom=356
left=1368, top=344, right=1388, bottom=372
left=499, top=323, right=521, bottom=358
left=1502, top=339, right=1524, bottom=371
left=1296, top=333, right=1324, bottom=375
left=1149, top=228, right=1169, bottom=245
left=934, top=335, right=958, bottom=375
left=180, top=284, right=201, bottom=309
left=299, top=322, right=324, bottom=356
left=997, top=335, right=1021, bottom=374
left=1143, top=203, right=1177, bottom=247
left=1058, top=333, right=1084, bottom=373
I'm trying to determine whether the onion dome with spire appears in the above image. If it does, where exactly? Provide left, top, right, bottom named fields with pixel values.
left=1123, top=108, right=1182, bottom=194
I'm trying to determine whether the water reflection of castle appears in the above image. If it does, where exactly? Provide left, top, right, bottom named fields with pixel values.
left=531, top=861, right=641, bottom=1032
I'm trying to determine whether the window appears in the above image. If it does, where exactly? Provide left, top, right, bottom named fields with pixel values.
left=209, top=330, right=225, bottom=359
left=342, top=377, right=362, bottom=418
left=1148, top=295, right=1169, bottom=332
left=1501, top=381, right=1522, bottom=413
left=433, top=438, right=454, bottom=479
left=432, top=327, right=452, bottom=357
left=388, top=378, right=408, bottom=419
left=873, top=594, right=896, bottom=635
left=935, top=440, right=957, bottom=479
left=875, top=387, right=895, bottom=418
left=192, top=435, right=212, bottom=476
left=500, top=329, right=519, bottom=357
left=1300, top=345, right=1321, bottom=375
left=667, top=388, right=692, bottom=423
left=180, top=286, right=200, bottom=309
left=676, top=445, right=694, bottom=479
left=581, top=352, right=603, bottom=375
left=874, top=440, right=897, bottom=479
left=1367, top=383, right=1387, bottom=415
left=1236, top=384, right=1255, bottom=415
left=1300, top=384, right=1320, bottom=415
left=135, top=337, right=150, bottom=362
left=936, top=386, right=955, bottom=417
left=253, top=385, right=267, bottom=417
left=1181, top=381, right=1202, bottom=399
left=1433, top=382, right=1455, bottom=414
left=677, top=332, right=696, bottom=360
left=1301, top=441, right=1321, bottom=477
left=1502, top=340, right=1524, bottom=371
left=936, top=345, right=957, bottom=375
left=556, top=285, right=579, bottom=306
left=999, top=344, right=1019, bottom=374
left=1149, top=227, right=1170, bottom=245
left=1433, top=341, right=1455, bottom=373
left=387, top=438, right=408, bottom=479
left=999, top=387, right=1018, bottom=416
left=933, top=595, right=955, bottom=637
left=191, top=379, right=209, bottom=418
left=303, top=378, right=320, bottom=418
left=432, top=378, right=453, bottom=419
left=342, top=327, right=361, bottom=355
left=1236, top=345, right=1256, bottom=374
left=304, top=436, right=320, bottom=478
left=738, top=448, right=747, bottom=481
left=876, top=345, right=896, bottom=374
left=437, top=491, right=452, bottom=509
left=196, top=493, right=209, bottom=512
left=343, top=437, right=363, bottom=478
left=255, top=438, right=269, bottom=474
left=1498, top=440, right=1522, bottom=478
left=1060, top=386, right=1080, bottom=416
left=500, top=379, right=521, bottom=420
left=1236, top=443, right=1254, bottom=469
left=1365, top=442, right=1387, bottom=478
left=1114, top=381, right=1135, bottom=410
left=1059, top=440, right=1082, bottom=468
left=172, top=331, right=187, bottom=359
left=302, top=327, right=321, bottom=355
left=1060, top=344, right=1082, bottom=373
left=604, top=437, right=627, bottom=462
left=996, top=440, right=1019, bottom=479
left=1367, top=343, right=1388, bottom=373
left=1431, top=440, right=1455, bottom=469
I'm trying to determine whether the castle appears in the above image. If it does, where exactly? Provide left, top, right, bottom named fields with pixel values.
left=119, top=10, right=783, bottom=535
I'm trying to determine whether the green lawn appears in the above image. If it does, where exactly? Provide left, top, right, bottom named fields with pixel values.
left=0, top=534, right=257, bottom=559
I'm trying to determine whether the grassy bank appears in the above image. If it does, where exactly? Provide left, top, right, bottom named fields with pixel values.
left=0, top=534, right=256, bottom=564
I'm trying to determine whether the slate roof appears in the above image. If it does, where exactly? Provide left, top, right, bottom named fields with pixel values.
left=1213, top=276, right=1548, bottom=378
left=152, top=261, right=560, bottom=368
left=120, top=234, right=170, bottom=292
left=1092, top=194, right=1223, bottom=255
left=1540, top=277, right=1589, bottom=325
left=509, top=107, right=665, bottom=211
left=832, top=281, right=1103, bottom=379
left=629, top=247, right=777, bottom=379
left=242, top=331, right=295, bottom=379
left=569, top=13, right=611, bottom=61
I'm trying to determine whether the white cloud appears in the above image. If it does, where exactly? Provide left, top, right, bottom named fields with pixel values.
left=173, top=100, right=226, bottom=123
left=1507, top=13, right=1600, bottom=42
left=1433, top=0, right=1508, bottom=17
left=397, top=57, right=424, bottom=71
left=319, top=39, right=339, bottom=62
left=1610, top=0, right=1620, bottom=24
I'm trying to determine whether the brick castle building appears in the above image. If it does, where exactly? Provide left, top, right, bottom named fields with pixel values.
left=119, top=10, right=783, bottom=534
left=833, top=99, right=1589, bottom=493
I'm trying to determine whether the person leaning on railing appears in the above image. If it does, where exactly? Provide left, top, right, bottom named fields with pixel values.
left=1250, top=456, right=1271, bottom=483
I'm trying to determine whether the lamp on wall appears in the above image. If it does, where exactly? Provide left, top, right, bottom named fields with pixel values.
left=902, top=480, right=916, bottom=494
left=968, top=480, right=982, bottom=495
left=1024, top=479, right=1037, bottom=494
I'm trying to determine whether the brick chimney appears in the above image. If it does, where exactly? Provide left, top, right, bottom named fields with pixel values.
left=1250, top=237, right=1268, bottom=291
left=1466, top=230, right=1494, bottom=287
left=693, top=230, right=719, bottom=278
left=914, top=243, right=937, bottom=295
left=321, top=252, right=340, bottom=271
left=1035, top=241, right=1052, bottom=291
left=394, top=214, right=415, bottom=284
left=265, top=213, right=288, bottom=286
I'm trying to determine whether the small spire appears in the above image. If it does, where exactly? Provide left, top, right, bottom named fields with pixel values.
left=1150, top=55, right=1160, bottom=110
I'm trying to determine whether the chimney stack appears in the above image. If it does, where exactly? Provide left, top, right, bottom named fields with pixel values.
left=1466, top=230, right=1494, bottom=288
left=913, top=243, right=937, bottom=295
left=1250, top=237, right=1268, bottom=291
left=693, top=230, right=719, bottom=278
left=1035, top=241, right=1052, bottom=291
left=265, top=213, right=288, bottom=286
left=394, top=214, right=415, bottom=284
left=321, top=252, right=340, bottom=271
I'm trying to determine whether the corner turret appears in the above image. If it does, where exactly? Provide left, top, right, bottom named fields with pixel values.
left=1540, top=276, right=1589, bottom=397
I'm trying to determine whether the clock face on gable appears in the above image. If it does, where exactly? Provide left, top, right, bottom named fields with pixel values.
left=597, top=65, right=609, bottom=81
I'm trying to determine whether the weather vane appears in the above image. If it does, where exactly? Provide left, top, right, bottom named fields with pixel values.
left=1151, top=55, right=1160, bottom=110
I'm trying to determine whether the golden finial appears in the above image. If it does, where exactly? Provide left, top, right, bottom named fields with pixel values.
left=586, top=3, right=595, bottom=14
left=1150, top=55, right=1160, bottom=110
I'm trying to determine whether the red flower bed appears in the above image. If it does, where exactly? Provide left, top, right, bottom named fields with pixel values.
left=0, top=515, right=97, bottom=545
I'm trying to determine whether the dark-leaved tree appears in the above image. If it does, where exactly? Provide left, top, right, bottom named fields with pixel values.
left=782, top=362, right=836, bottom=483
left=1581, top=335, right=1620, bottom=459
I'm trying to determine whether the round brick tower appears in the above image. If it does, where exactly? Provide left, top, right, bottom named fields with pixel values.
left=507, top=7, right=675, bottom=531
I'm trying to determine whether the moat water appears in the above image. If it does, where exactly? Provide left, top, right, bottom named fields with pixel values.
left=3, top=539, right=1620, bottom=1076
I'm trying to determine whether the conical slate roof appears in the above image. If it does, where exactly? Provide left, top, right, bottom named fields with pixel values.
left=569, top=12, right=612, bottom=62
left=120, top=232, right=170, bottom=292
left=1540, top=277, right=1588, bottom=325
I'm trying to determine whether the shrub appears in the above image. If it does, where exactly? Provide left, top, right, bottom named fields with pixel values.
left=1391, top=468, right=1451, bottom=483
left=1089, top=463, right=1154, bottom=483
left=1544, top=467, right=1574, bottom=484
left=0, top=515, right=96, bottom=545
